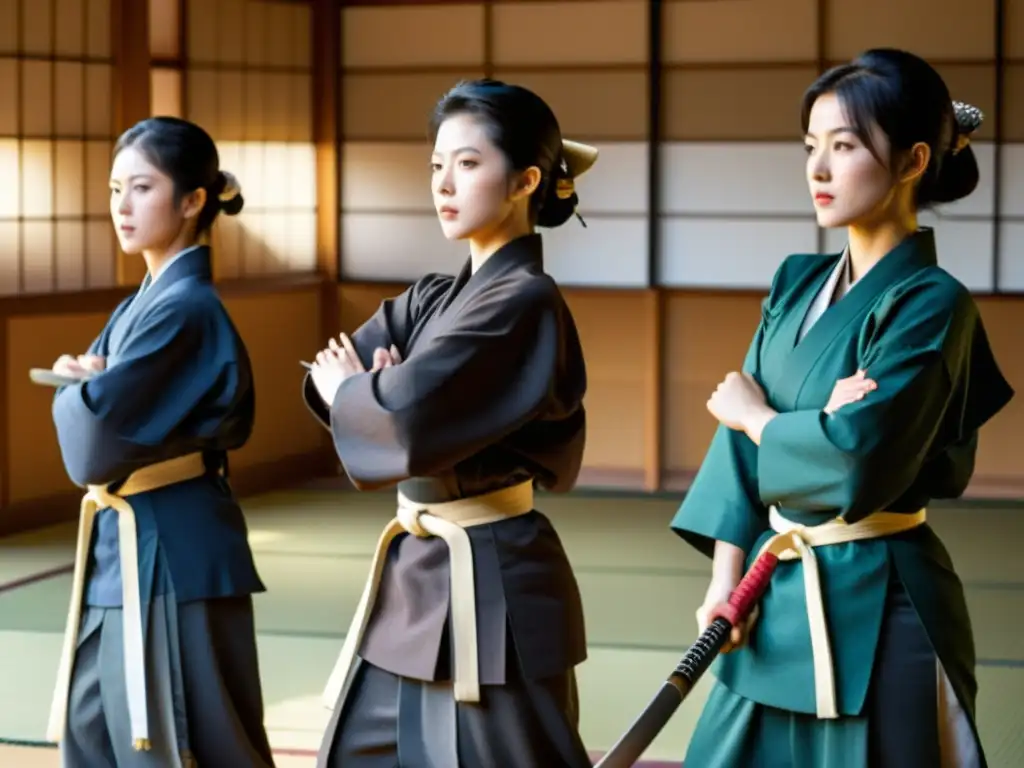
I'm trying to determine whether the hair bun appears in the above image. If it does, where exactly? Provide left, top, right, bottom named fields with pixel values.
left=217, top=170, right=244, bottom=216
left=536, top=156, right=579, bottom=229
left=931, top=101, right=981, bottom=205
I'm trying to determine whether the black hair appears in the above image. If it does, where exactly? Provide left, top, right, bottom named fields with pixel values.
left=429, top=79, right=579, bottom=228
left=801, top=48, right=980, bottom=207
left=113, top=116, right=245, bottom=235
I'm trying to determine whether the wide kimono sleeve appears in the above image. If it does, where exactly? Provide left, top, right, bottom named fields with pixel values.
left=321, top=279, right=560, bottom=490
left=51, top=298, right=221, bottom=486
left=302, top=274, right=451, bottom=428
left=669, top=311, right=771, bottom=559
left=757, top=283, right=1015, bottom=523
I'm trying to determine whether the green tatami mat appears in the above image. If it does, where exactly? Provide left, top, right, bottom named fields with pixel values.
left=0, top=521, right=77, bottom=588
left=0, top=492, right=1022, bottom=658
left=1, top=553, right=1022, bottom=662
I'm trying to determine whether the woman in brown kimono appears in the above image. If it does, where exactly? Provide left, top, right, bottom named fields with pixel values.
left=302, top=79, right=599, bottom=767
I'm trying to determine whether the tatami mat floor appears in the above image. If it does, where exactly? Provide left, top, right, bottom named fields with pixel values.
left=0, top=486, right=1022, bottom=766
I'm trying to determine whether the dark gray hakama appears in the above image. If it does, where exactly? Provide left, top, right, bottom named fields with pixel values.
left=320, top=652, right=590, bottom=768
left=60, top=591, right=275, bottom=768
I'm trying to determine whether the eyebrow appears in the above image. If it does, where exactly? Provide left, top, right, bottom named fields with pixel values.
left=109, top=174, right=154, bottom=184
left=431, top=146, right=482, bottom=158
left=805, top=126, right=858, bottom=139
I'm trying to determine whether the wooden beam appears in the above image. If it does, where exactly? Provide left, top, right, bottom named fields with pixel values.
left=312, top=0, right=342, bottom=461
left=112, top=0, right=151, bottom=287
left=314, top=0, right=341, bottom=288
left=646, top=0, right=664, bottom=491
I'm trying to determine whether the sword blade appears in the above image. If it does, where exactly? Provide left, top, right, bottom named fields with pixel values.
left=594, top=681, right=685, bottom=768
left=593, top=552, right=781, bottom=766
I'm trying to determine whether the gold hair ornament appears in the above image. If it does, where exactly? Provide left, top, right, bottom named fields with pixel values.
left=555, top=139, right=599, bottom=227
left=219, top=170, right=241, bottom=202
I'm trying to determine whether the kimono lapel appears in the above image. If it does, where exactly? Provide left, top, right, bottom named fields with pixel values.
left=768, top=229, right=939, bottom=409
left=797, top=247, right=849, bottom=344
left=426, top=234, right=544, bottom=325
left=107, top=247, right=213, bottom=358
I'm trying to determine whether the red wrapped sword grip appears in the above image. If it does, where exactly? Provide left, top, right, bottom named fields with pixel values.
left=707, top=551, right=779, bottom=628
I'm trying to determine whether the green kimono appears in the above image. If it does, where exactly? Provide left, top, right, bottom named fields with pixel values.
left=670, top=228, right=1013, bottom=767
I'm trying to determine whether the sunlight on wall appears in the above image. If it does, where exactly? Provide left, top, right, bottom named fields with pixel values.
left=0, top=0, right=116, bottom=296
left=184, top=0, right=317, bottom=279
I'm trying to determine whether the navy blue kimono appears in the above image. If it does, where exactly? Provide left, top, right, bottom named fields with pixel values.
left=50, top=245, right=274, bottom=767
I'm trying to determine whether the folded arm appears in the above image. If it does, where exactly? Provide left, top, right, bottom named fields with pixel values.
left=324, top=282, right=560, bottom=490
left=303, top=275, right=449, bottom=428
left=753, top=286, right=987, bottom=522
left=52, top=300, right=217, bottom=486
left=670, top=319, right=771, bottom=558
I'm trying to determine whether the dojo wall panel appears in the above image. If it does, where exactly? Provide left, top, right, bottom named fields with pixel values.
left=664, top=0, right=817, bottom=64
left=1008, top=0, right=1024, bottom=58
left=543, top=218, right=649, bottom=287
left=340, top=213, right=467, bottom=281
left=562, top=289, right=653, bottom=484
left=1001, top=62, right=1024, bottom=289
left=661, top=292, right=763, bottom=485
left=0, top=0, right=116, bottom=297
left=824, top=0, right=994, bottom=60
left=659, top=219, right=818, bottom=289
left=488, top=70, right=649, bottom=140
left=661, top=142, right=810, bottom=215
left=663, top=67, right=816, bottom=141
left=490, top=1, right=647, bottom=67
left=999, top=144, right=1024, bottom=290
left=185, top=0, right=316, bottom=279
left=150, top=68, right=182, bottom=118
left=148, top=0, right=179, bottom=60
left=342, top=72, right=485, bottom=140
left=659, top=142, right=815, bottom=289
left=341, top=4, right=486, bottom=69
left=995, top=223, right=1024, bottom=291
left=341, top=142, right=434, bottom=213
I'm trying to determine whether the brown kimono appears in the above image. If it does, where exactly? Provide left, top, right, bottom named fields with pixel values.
left=302, top=233, right=592, bottom=767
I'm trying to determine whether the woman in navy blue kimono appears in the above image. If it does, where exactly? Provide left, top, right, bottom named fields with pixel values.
left=46, top=117, right=275, bottom=768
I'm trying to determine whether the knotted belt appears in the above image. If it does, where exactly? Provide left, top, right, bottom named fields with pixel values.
left=47, top=452, right=210, bottom=751
left=757, top=505, right=927, bottom=719
left=322, top=480, right=535, bottom=709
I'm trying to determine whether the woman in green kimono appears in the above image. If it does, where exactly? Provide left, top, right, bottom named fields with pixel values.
left=670, top=48, right=1014, bottom=767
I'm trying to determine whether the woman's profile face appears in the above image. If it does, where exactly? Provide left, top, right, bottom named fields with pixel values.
left=430, top=113, right=519, bottom=241
left=804, top=92, right=896, bottom=229
left=109, top=146, right=198, bottom=255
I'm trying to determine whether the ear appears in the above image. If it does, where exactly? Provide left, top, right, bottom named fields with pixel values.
left=180, top=187, right=208, bottom=220
left=509, top=166, right=542, bottom=202
left=898, top=141, right=930, bottom=185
